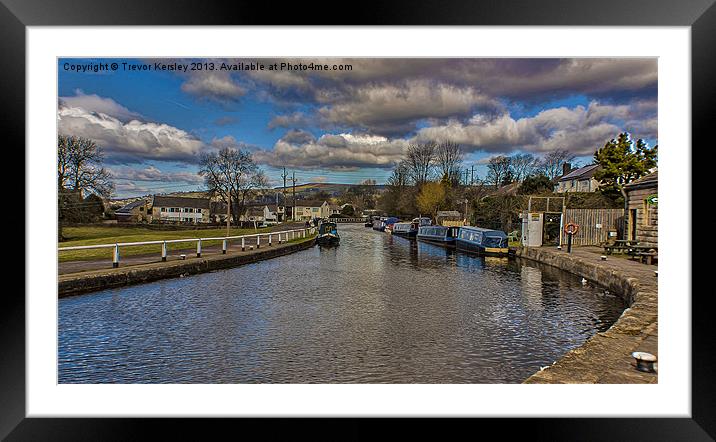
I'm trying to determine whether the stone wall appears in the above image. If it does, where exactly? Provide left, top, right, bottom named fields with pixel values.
left=514, top=246, right=658, bottom=383
left=59, top=238, right=316, bottom=298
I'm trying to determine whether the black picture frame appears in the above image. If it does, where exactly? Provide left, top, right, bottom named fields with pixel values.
left=4, top=0, right=711, bottom=439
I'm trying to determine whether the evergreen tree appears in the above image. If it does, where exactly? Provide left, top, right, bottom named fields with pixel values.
left=594, top=132, right=657, bottom=199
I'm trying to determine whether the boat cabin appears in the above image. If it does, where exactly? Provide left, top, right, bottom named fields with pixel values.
left=455, top=226, right=509, bottom=255
left=417, top=225, right=460, bottom=245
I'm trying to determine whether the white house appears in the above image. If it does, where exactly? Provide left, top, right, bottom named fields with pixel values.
left=149, top=195, right=210, bottom=223
left=555, top=164, right=601, bottom=193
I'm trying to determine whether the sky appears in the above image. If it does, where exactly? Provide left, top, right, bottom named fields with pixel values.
left=57, top=58, right=658, bottom=198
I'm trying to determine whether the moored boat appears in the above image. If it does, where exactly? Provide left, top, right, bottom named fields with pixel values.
left=316, top=221, right=340, bottom=246
left=417, top=225, right=459, bottom=245
left=392, top=222, right=418, bottom=238
left=455, top=226, right=509, bottom=256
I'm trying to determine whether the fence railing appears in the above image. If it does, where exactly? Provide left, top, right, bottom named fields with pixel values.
left=333, top=217, right=368, bottom=223
left=58, top=227, right=317, bottom=268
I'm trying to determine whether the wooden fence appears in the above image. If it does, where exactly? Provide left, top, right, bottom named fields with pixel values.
left=563, top=208, right=624, bottom=246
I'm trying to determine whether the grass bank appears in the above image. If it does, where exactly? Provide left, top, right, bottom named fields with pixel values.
left=58, top=225, right=274, bottom=262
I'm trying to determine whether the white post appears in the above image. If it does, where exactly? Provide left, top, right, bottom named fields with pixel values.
left=222, top=239, right=227, bottom=254
left=197, top=239, right=202, bottom=258
left=113, top=243, right=119, bottom=268
left=256, top=235, right=260, bottom=249
left=241, top=237, right=245, bottom=251
left=291, top=231, right=295, bottom=240
left=269, top=233, right=272, bottom=246
left=162, top=241, right=167, bottom=261
left=278, top=233, right=282, bottom=244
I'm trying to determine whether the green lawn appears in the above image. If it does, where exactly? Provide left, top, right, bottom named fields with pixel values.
left=58, top=225, right=279, bottom=262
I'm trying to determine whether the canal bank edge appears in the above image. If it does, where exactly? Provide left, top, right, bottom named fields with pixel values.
left=514, top=247, right=658, bottom=384
left=58, top=237, right=317, bottom=298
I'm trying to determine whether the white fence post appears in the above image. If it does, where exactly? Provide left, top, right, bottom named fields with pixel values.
left=269, top=233, right=272, bottom=246
left=162, top=241, right=167, bottom=262
left=278, top=233, right=282, bottom=244
left=256, top=235, right=260, bottom=249
left=241, top=237, right=245, bottom=251
left=222, top=239, right=227, bottom=254
left=113, top=243, right=120, bottom=268
left=197, top=239, right=202, bottom=258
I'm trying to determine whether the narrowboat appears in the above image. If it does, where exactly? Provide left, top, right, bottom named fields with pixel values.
left=413, top=217, right=433, bottom=227
left=416, top=225, right=460, bottom=245
left=372, top=217, right=386, bottom=231
left=455, top=226, right=509, bottom=256
left=316, top=221, right=340, bottom=246
left=382, top=216, right=399, bottom=233
left=364, top=216, right=375, bottom=227
left=392, top=221, right=418, bottom=238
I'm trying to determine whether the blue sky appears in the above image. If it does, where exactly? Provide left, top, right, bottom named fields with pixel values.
left=58, top=58, right=658, bottom=198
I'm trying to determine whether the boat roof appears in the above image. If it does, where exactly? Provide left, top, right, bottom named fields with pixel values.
left=459, top=226, right=507, bottom=237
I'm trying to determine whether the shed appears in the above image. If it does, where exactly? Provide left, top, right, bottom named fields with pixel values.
left=624, top=170, right=658, bottom=247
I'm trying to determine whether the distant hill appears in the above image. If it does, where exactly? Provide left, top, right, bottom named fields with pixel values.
left=112, top=183, right=385, bottom=205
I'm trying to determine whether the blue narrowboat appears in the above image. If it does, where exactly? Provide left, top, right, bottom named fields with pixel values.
left=392, top=221, right=418, bottom=237
left=316, top=221, right=340, bottom=246
left=455, top=226, right=509, bottom=256
left=417, top=225, right=460, bottom=245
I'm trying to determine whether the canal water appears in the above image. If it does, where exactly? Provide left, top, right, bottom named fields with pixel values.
left=58, top=224, right=625, bottom=383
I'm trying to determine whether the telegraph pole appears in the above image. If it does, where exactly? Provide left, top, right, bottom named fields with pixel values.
left=464, top=169, right=469, bottom=186
left=291, top=172, right=297, bottom=222
left=281, top=167, right=288, bottom=201
left=470, top=165, right=475, bottom=186
left=226, top=193, right=231, bottom=237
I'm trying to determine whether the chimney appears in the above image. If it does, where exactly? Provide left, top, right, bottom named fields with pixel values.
left=562, top=162, right=572, bottom=177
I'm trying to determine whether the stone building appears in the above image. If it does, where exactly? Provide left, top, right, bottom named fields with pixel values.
left=115, top=199, right=149, bottom=223
left=555, top=164, right=601, bottom=193
left=624, top=170, right=658, bottom=247
left=149, top=195, right=210, bottom=223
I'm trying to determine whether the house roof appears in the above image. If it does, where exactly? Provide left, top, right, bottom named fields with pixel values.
left=558, top=164, right=600, bottom=181
left=294, top=200, right=327, bottom=208
left=245, top=206, right=264, bottom=216
left=624, top=170, right=658, bottom=190
left=116, top=199, right=146, bottom=213
left=436, top=210, right=461, bottom=218
left=152, top=195, right=210, bottom=209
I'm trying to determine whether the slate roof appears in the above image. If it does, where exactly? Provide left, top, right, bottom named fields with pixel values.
left=558, top=164, right=600, bottom=181
left=152, top=195, right=210, bottom=209
left=116, top=199, right=146, bottom=213
left=624, top=170, right=658, bottom=190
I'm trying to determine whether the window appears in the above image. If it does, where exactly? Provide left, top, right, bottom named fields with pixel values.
left=161, top=207, right=166, bottom=212
left=139, top=206, right=144, bottom=212
left=643, top=200, right=651, bottom=226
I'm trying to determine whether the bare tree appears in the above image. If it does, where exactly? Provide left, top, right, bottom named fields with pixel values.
left=538, top=149, right=577, bottom=180
left=57, top=135, right=114, bottom=197
left=404, top=142, right=437, bottom=185
left=199, top=147, right=267, bottom=224
left=435, top=141, right=464, bottom=185
left=510, top=153, right=539, bottom=182
left=485, top=155, right=514, bottom=187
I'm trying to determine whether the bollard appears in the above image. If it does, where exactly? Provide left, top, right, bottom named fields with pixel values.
left=632, top=351, right=657, bottom=373
left=162, top=241, right=167, bottom=262
left=278, top=233, right=282, bottom=244
left=256, top=235, right=260, bottom=249
left=241, top=237, right=245, bottom=251
left=269, top=234, right=272, bottom=246
left=197, top=239, right=202, bottom=258
left=113, top=243, right=120, bottom=268
left=222, top=239, right=227, bottom=254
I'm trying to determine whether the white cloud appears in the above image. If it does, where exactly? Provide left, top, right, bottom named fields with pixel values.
left=253, top=133, right=408, bottom=170
left=415, top=100, right=657, bottom=156
left=180, top=72, right=246, bottom=102
left=58, top=104, right=206, bottom=163
left=59, top=89, right=142, bottom=122
left=110, top=165, right=203, bottom=184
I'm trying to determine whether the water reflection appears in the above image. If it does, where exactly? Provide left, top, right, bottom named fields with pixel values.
left=59, top=224, right=624, bottom=384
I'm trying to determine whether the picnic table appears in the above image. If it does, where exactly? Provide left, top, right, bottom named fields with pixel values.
left=603, top=240, right=639, bottom=254
left=603, top=241, right=658, bottom=264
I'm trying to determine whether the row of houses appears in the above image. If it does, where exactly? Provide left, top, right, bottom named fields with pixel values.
left=115, top=195, right=341, bottom=224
